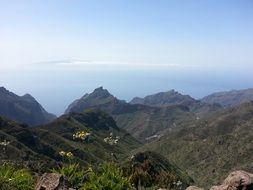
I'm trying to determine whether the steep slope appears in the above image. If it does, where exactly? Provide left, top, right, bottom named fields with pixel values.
left=0, top=87, right=56, bottom=125
left=130, top=89, right=221, bottom=117
left=65, top=87, right=196, bottom=141
left=201, top=88, right=253, bottom=108
left=0, top=110, right=141, bottom=170
left=141, top=101, right=253, bottom=187
left=0, top=116, right=57, bottom=170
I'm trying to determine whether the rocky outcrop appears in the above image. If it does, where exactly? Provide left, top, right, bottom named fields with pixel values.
left=186, top=170, right=253, bottom=190
left=35, top=173, right=70, bottom=190
left=223, top=170, right=253, bottom=188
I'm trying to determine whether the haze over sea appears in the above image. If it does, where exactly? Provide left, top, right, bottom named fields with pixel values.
left=1, top=0, right=253, bottom=115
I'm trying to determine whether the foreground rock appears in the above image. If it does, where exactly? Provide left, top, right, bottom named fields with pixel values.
left=35, top=173, right=70, bottom=190
left=223, top=170, right=253, bottom=188
left=186, top=170, right=253, bottom=190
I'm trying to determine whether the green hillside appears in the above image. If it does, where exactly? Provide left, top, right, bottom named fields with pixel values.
left=140, top=101, right=253, bottom=187
left=0, top=110, right=141, bottom=171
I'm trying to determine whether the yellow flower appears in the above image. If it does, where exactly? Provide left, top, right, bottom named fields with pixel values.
left=73, top=131, right=91, bottom=140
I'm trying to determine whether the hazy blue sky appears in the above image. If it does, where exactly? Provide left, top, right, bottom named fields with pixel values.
left=1, top=0, right=253, bottom=115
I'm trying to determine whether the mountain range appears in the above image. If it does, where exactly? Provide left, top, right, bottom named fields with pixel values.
left=65, top=87, right=198, bottom=141
left=0, top=87, right=56, bottom=126
left=130, top=89, right=221, bottom=117
left=201, top=88, right=253, bottom=108
left=1, top=86, right=253, bottom=188
left=130, top=89, right=196, bottom=106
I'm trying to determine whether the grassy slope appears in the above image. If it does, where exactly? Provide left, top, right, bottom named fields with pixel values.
left=0, top=110, right=141, bottom=171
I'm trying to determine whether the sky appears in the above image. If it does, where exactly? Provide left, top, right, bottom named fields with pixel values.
left=1, top=0, right=253, bottom=115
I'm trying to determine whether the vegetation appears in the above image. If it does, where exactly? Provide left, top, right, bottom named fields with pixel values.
left=0, top=163, right=35, bottom=190
left=141, top=102, right=253, bottom=187
left=122, top=151, right=193, bottom=189
left=52, top=163, right=90, bottom=188
left=0, top=162, right=134, bottom=190
left=81, top=163, right=133, bottom=190
left=0, top=110, right=141, bottom=171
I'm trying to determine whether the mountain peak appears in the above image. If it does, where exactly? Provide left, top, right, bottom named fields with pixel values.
left=93, top=86, right=108, bottom=93
left=22, top=93, right=36, bottom=102
left=65, top=87, right=116, bottom=114
left=0, top=87, right=56, bottom=125
left=94, top=86, right=104, bottom=91
left=0, top=86, right=6, bottom=91
left=0, top=86, right=9, bottom=93
left=90, top=86, right=112, bottom=98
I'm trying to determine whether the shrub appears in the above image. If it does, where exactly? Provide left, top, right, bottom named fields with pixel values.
left=0, top=163, right=35, bottom=190
left=52, top=163, right=89, bottom=188
left=81, top=163, right=133, bottom=190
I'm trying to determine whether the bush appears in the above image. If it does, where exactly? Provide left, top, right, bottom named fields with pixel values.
left=0, top=163, right=35, bottom=190
left=52, top=163, right=89, bottom=188
left=81, top=163, right=133, bottom=190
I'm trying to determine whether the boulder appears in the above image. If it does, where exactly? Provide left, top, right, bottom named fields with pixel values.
left=223, top=170, right=253, bottom=188
left=35, top=173, right=70, bottom=190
